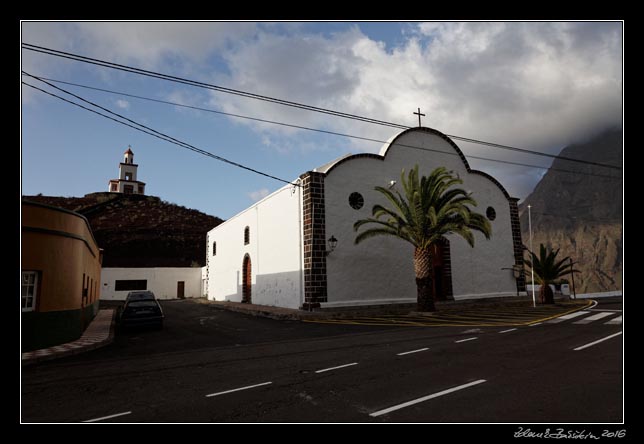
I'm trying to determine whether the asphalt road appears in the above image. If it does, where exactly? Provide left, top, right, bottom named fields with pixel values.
left=21, top=298, right=623, bottom=424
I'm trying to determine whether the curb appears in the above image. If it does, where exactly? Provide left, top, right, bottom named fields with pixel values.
left=22, top=309, right=117, bottom=366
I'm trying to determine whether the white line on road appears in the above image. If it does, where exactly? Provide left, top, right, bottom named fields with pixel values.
left=529, top=322, right=542, bottom=327
left=315, top=362, right=358, bottom=373
left=455, top=337, right=477, bottom=343
left=546, top=311, right=589, bottom=323
left=499, top=328, right=517, bottom=334
left=205, top=381, right=272, bottom=398
left=573, top=331, right=622, bottom=351
left=369, top=379, right=487, bottom=417
left=573, top=312, right=613, bottom=324
left=605, top=315, right=622, bottom=325
left=83, top=411, right=132, bottom=423
left=397, top=348, right=429, bottom=356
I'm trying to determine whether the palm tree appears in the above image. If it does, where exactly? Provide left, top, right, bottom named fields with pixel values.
left=524, top=244, right=579, bottom=304
left=353, top=165, right=492, bottom=312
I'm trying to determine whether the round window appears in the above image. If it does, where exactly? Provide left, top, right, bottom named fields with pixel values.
left=486, top=206, right=496, bottom=221
left=349, top=192, right=364, bottom=210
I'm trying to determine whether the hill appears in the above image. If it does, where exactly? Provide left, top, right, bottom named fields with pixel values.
left=23, top=192, right=223, bottom=267
left=519, top=128, right=623, bottom=293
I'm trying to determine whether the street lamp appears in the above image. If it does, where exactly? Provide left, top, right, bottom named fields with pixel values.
left=326, top=235, right=338, bottom=256
left=569, top=257, right=577, bottom=300
left=528, top=205, right=536, bottom=308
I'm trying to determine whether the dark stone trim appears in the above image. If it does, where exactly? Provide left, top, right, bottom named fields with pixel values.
left=323, top=127, right=514, bottom=201
left=508, top=198, right=526, bottom=293
left=22, top=200, right=100, bottom=253
left=22, top=226, right=99, bottom=258
left=119, top=162, right=139, bottom=167
left=299, top=171, right=327, bottom=309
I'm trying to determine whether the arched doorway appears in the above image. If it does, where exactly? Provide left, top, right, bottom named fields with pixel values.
left=242, top=254, right=252, bottom=303
left=431, top=238, right=453, bottom=301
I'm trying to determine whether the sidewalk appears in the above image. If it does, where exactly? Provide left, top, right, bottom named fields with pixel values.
left=197, top=295, right=568, bottom=321
left=22, top=309, right=116, bottom=366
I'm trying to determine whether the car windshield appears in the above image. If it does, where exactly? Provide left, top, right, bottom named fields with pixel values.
left=127, top=292, right=155, bottom=301
left=126, top=301, right=159, bottom=309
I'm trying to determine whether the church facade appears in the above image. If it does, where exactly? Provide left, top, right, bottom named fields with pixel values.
left=205, top=127, right=525, bottom=310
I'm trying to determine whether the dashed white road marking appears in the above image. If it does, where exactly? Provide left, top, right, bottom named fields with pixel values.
left=546, top=311, right=589, bottom=323
left=315, top=362, right=358, bottom=374
left=369, top=379, right=487, bottom=417
left=499, top=328, right=517, bottom=334
left=574, top=312, right=613, bottom=324
left=455, top=337, right=477, bottom=343
left=573, top=331, right=622, bottom=351
left=83, top=411, right=132, bottom=423
left=206, top=381, right=272, bottom=398
left=605, top=315, right=622, bottom=325
left=397, top=348, right=429, bottom=356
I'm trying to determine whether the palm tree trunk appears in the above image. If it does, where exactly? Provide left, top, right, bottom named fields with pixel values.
left=540, top=284, right=555, bottom=304
left=414, top=247, right=436, bottom=312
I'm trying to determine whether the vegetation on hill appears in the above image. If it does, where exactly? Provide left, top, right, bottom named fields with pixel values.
left=24, top=192, right=223, bottom=267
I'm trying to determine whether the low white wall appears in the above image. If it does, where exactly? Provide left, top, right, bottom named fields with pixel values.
left=101, top=267, right=203, bottom=300
left=575, top=291, right=622, bottom=299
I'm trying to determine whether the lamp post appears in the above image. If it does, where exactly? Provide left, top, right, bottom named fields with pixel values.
left=569, top=257, right=577, bottom=300
left=528, top=205, right=535, bottom=308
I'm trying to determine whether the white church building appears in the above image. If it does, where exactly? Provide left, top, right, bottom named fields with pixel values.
left=205, top=127, right=525, bottom=310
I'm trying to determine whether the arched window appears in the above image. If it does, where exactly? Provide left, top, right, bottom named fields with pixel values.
left=244, top=226, right=250, bottom=245
left=212, top=241, right=217, bottom=256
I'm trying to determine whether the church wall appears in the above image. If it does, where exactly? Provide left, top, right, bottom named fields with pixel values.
left=100, top=267, right=202, bottom=300
left=206, top=184, right=303, bottom=309
left=323, top=131, right=517, bottom=307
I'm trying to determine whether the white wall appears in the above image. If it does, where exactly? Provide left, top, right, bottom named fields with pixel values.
left=101, top=267, right=203, bottom=300
left=323, top=130, right=517, bottom=307
left=206, top=184, right=303, bottom=309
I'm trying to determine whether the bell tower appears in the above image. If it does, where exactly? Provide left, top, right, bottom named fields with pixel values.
left=108, top=146, right=146, bottom=194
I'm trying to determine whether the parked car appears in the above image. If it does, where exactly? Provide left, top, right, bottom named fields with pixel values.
left=119, top=290, right=164, bottom=329
left=125, top=290, right=156, bottom=302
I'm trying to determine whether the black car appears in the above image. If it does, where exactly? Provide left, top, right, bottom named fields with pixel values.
left=119, top=291, right=164, bottom=329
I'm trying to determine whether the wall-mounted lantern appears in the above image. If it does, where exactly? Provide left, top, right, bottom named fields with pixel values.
left=326, top=235, right=338, bottom=256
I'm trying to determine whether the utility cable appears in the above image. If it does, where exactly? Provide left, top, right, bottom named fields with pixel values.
left=22, top=74, right=623, bottom=181
left=22, top=76, right=299, bottom=186
left=22, top=43, right=622, bottom=171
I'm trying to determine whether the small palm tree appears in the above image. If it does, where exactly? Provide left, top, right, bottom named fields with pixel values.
left=354, top=165, right=492, bottom=312
left=524, top=244, right=579, bottom=304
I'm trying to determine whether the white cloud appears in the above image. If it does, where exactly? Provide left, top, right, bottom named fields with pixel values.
left=115, top=99, right=130, bottom=109
left=248, top=188, right=270, bottom=202
left=210, top=22, right=622, bottom=199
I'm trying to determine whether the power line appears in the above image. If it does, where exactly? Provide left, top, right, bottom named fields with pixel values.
left=21, top=74, right=299, bottom=187
left=22, top=42, right=622, bottom=172
left=22, top=74, right=623, bottom=182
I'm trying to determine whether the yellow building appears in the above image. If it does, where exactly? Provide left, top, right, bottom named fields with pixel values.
left=21, top=200, right=103, bottom=351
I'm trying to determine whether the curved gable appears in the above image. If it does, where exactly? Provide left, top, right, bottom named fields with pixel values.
left=323, top=127, right=513, bottom=201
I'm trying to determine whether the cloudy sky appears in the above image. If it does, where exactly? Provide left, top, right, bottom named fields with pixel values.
left=21, top=21, right=622, bottom=219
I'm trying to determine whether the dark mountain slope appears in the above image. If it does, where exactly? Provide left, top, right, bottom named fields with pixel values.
left=24, top=192, right=223, bottom=267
